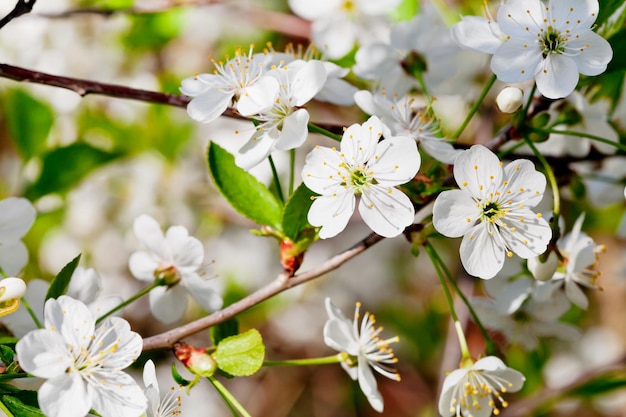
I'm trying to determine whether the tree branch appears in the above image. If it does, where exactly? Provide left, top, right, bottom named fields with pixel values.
left=142, top=232, right=384, bottom=351
left=0, top=0, right=37, bottom=30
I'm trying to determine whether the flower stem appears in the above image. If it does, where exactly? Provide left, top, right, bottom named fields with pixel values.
left=268, top=155, right=285, bottom=204
left=20, top=297, right=43, bottom=329
left=424, top=242, right=459, bottom=323
left=208, top=375, right=252, bottom=417
left=95, top=281, right=162, bottom=324
left=263, top=354, right=341, bottom=367
left=288, top=148, right=296, bottom=196
left=453, top=74, right=497, bottom=139
left=528, top=128, right=626, bottom=153
left=522, top=136, right=560, bottom=218
left=308, top=123, right=342, bottom=142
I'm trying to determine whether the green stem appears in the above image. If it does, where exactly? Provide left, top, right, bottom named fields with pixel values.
left=288, top=148, right=296, bottom=196
left=0, top=373, right=31, bottom=381
left=95, top=281, right=162, bottom=324
left=519, top=83, right=537, bottom=122
left=423, top=243, right=459, bottom=323
left=20, top=297, right=43, bottom=329
left=529, top=128, right=626, bottom=153
left=208, top=375, right=252, bottom=417
left=0, top=399, right=14, bottom=417
left=268, top=155, right=284, bottom=204
left=453, top=74, right=497, bottom=139
left=416, top=72, right=433, bottom=105
left=522, top=136, right=560, bottom=218
left=424, top=241, right=496, bottom=355
left=308, top=123, right=342, bottom=142
left=263, top=354, right=341, bottom=367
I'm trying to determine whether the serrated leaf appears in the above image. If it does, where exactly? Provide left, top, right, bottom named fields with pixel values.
left=281, top=183, right=316, bottom=241
left=207, top=143, right=282, bottom=230
left=171, top=363, right=193, bottom=387
left=4, top=90, right=54, bottom=161
left=25, top=143, right=122, bottom=200
left=211, top=318, right=239, bottom=347
left=214, top=329, right=265, bottom=377
left=1, top=394, right=45, bottom=417
left=45, top=254, right=81, bottom=301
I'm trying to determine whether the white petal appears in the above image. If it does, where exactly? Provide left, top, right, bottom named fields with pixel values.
left=301, top=146, right=345, bottom=195
left=0, top=197, right=36, bottom=240
left=551, top=0, right=598, bottom=30
left=16, top=329, right=72, bottom=378
left=67, top=267, right=101, bottom=305
left=50, top=296, right=95, bottom=350
left=432, top=190, right=481, bottom=238
left=0, top=241, right=28, bottom=277
left=438, top=368, right=468, bottom=416
left=39, top=373, right=91, bottom=417
left=341, top=116, right=382, bottom=165
left=165, top=226, right=203, bottom=272
left=493, top=278, right=532, bottom=315
left=497, top=0, right=544, bottom=38
left=359, top=186, right=414, bottom=237
left=149, top=285, right=188, bottom=324
left=275, top=109, right=310, bottom=151
left=291, top=60, right=327, bottom=106
left=502, top=159, right=547, bottom=207
left=236, top=131, right=276, bottom=171
left=288, top=0, right=337, bottom=20
left=183, top=274, right=223, bottom=312
left=88, top=371, right=147, bottom=417
left=353, top=43, right=398, bottom=80
left=535, top=55, right=579, bottom=99
left=419, top=139, right=462, bottom=165
left=316, top=77, right=359, bottom=106
left=460, top=224, right=506, bottom=279
left=500, top=213, right=551, bottom=258
left=451, top=16, right=503, bottom=54
left=186, top=90, right=233, bottom=123
left=565, top=280, right=589, bottom=309
left=311, top=17, right=357, bottom=59
left=491, top=40, right=542, bottom=83
left=308, top=192, right=356, bottom=239
left=569, top=31, right=613, bottom=76
left=323, top=318, right=358, bottom=354
left=359, top=0, right=401, bottom=15
left=453, top=145, right=503, bottom=200
left=236, top=76, right=279, bottom=116
left=179, top=76, right=212, bottom=97
left=94, top=317, right=143, bottom=369
left=128, top=251, right=159, bottom=282
left=354, top=90, right=376, bottom=115
left=369, top=136, right=420, bottom=186
left=133, top=215, right=169, bottom=260
left=357, top=355, right=383, bottom=412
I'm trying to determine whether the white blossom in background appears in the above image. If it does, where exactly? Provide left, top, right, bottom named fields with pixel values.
left=452, top=0, right=613, bottom=99
left=529, top=214, right=604, bottom=310
left=353, top=13, right=458, bottom=96
left=433, top=145, right=551, bottom=279
left=129, top=214, right=223, bottom=324
left=180, top=46, right=279, bottom=123
left=439, top=356, right=525, bottom=417
left=354, top=90, right=462, bottom=164
left=323, top=298, right=400, bottom=412
left=15, top=296, right=146, bottom=417
left=143, top=360, right=183, bottom=417
left=236, top=59, right=327, bottom=170
left=0, top=197, right=36, bottom=276
left=472, top=275, right=580, bottom=349
left=288, top=0, right=400, bottom=59
left=302, top=116, right=420, bottom=238
left=266, top=43, right=359, bottom=106
left=0, top=277, right=26, bottom=317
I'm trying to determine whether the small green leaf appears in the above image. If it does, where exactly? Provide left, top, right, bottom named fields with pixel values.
left=25, top=143, right=122, bottom=200
left=207, top=143, right=282, bottom=230
left=211, top=318, right=239, bottom=347
left=171, top=363, right=193, bottom=387
left=4, top=90, right=54, bottom=161
left=214, top=329, right=265, bottom=377
left=605, top=28, right=626, bottom=74
left=281, top=183, right=316, bottom=241
left=597, top=0, right=625, bottom=28
left=1, top=394, right=45, bottom=417
left=567, top=372, right=626, bottom=397
left=45, top=254, right=81, bottom=301
left=0, top=345, right=14, bottom=365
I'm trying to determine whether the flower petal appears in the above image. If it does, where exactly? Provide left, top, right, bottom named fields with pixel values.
left=183, top=274, right=223, bottom=312
left=236, top=76, right=279, bottom=116
left=186, top=90, right=233, bottom=123
left=308, top=191, right=356, bottom=239
left=165, top=226, right=204, bottom=272
left=357, top=355, right=383, bottom=412
left=128, top=251, right=160, bottom=282
left=341, top=116, right=382, bottom=165
left=569, top=31, right=613, bottom=76
left=535, top=54, right=579, bottom=99
left=0, top=197, right=36, bottom=241
left=133, top=215, right=169, bottom=260
left=453, top=145, right=503, bottom=200
left=16, top=329, right=72, bottom=378
left=368, top=136, right=420, bottom=186
left=275, top=109, right=310, bottom=151
left=491, top=40, right=542, bottom=83
left=460, top=224, right=506, bottom=279
left=149, top=285, right=188, bottom=324
left=291, top=60, right=327, bottom=106
left=39, top=373, right=91, bottom=417
left=451, top=16, right=503, bottom=54
left=433, top=190, right=481, bottom=238
left=302, top=146, right=345, bottom=195
left=359, top=186, right=414, bottom=238
left=236, top=131, right=276, bottom=171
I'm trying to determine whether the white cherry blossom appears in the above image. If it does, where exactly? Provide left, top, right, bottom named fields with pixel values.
left=433, top=145, right=551, bottom=279
left=0, top=197, right=36, bottom=276
left=15, top=296, right=146, bottom=417
left=302, top=116, right=420, bottom=238
left=129, top=215, right=222, bottom=323
left=439, top=356, right=525, bottom=417
left=236, top=59, right=327, bottom=170
left=180, top=45, right=279, bottom=124
left=324, top=298, right=400, bottom=412
left=143, top=360, right=183, bottom=417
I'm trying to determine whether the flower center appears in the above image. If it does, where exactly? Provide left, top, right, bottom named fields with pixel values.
left=541, top=26, right=566, bottom=58
left=341, top=0, right=355, bottom=13
left=155, top=263, right=182, bottom=286
left=482, top=201, right=503, bottom=220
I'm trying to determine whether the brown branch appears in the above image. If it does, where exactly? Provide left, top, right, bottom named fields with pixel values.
left=0, top=0, right=37, bottom=30
left=142, top=232, right=384, bottom=351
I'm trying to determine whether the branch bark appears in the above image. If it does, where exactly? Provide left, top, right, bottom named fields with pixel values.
left=0, top=0, right=37, bottom=30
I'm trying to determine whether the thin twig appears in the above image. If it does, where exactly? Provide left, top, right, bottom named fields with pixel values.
left=142, top=232, right=384, bottom=351
left=0, top=0, right=37, bottom=30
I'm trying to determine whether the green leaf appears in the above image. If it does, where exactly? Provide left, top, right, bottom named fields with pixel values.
left=45, top=254, right=81, bottom=301
left=281, top=183, right=316, bottom=241
left=214, top=329, right=265, bottom=377
left=4, top=90, right=54, bottom=160
left=0, top=345, right=14, bottom=365
left=605, top=28, right=626, bottom=74
left=207, top=143, right=282, bottom=230
left=211, top=318, right=239, bottom=347
left=0, top=394, right=45, bottom=417
left=25, top=143, right=122, bottom=200
left=567, top=372, right=626, bottom=397
left=597, top=0, right=625, bottom=28
left=171, top=363, right=193, bottom=387
left=0, top=337, right=18, bottom=346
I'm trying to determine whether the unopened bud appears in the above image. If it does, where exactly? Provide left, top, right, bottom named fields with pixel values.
left=173, top=342, right=217, bottom=377
left=0, top=277, right=26, bottom=318
left=496, top=87, right=524, bottom=113
left=527, top=252, right=558, bottom=282
left=279, top=239, right=304, bottom=276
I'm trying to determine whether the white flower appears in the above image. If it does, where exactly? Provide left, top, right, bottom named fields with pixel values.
left=129, top=215, right=222, bottom=324
left=0, top=197, right=36, bottom=276
left=143, top=360, right=183, bottom=417
left=288, top=0, right=400, bottom=59
left=0, top=277, right=26, bottom=317
left=354, top=90, right=462, bottom=164
left=236, top=60, right=327, bottom=170
left=451, top=4, right=506, bottom=54
left=180, top=45, right=279, bottom=123
left=302, top=116, right=420, bottom=238
left=323, top=298, right=400, bottom=412
left=491, top=0, right=613, bottom=99
left=496, top=87, right=524, bottom=113
left=529, top=213, right=604, bottom=309
left=433, top=145, right=551, bottom=279
left=353, top=13, right=458, bottom=96
left=439, top=356, right=525, bottom=417
left=15, top=296, right=146, bottom=417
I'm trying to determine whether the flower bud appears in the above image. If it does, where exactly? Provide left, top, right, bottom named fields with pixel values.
left=0, top=277, right=27, bottom=317
left=527, top=252, right=559, bottom=282
left=173, top=342, right=217, bottom=377
left=496, top=87, right=524, bottom=113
